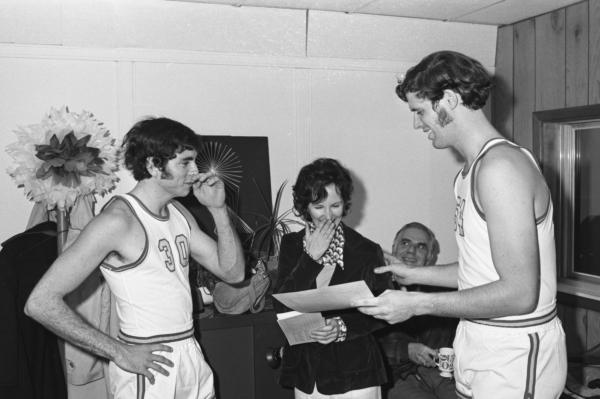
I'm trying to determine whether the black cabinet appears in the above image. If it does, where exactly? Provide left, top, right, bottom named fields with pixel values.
left=195, top=310, right=293, bottom=399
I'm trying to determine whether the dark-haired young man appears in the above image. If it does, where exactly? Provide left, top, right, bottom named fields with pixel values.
left=354, top=51, right=566, bottom=398
left=26, top=117, right=245, bottom=398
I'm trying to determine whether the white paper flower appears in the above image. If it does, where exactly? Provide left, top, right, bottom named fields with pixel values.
left=6, top=106, right=120, bottom=210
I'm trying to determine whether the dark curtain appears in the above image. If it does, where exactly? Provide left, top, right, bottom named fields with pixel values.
left=0, top=221, right=67, bottom=399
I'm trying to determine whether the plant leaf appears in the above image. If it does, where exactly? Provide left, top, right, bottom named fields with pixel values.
left=227, top=206, right=254, bottom=234
left=252, top=177, right=272, bottom=214
left=272, top=180, right=287, bottom=219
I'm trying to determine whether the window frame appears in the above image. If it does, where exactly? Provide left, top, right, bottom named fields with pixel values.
left=533, top=104, right=600, bottom=308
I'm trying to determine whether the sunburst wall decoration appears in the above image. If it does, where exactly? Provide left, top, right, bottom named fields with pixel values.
left=196, top=140, right=243, bottom=195
left=179, top=136, right=271, bottom=239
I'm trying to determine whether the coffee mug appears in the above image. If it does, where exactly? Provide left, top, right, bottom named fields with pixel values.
left=435, top=347, right=455, bottom=378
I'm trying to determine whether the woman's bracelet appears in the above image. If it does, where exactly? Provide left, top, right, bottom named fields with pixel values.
left=333, top=316, right=347, bottom=342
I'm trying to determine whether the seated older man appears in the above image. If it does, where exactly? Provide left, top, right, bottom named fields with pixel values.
left=377, top=222, right=458, bottom=399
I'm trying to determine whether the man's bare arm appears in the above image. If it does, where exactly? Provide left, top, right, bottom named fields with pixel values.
left=179, top=205, right=244, bottom=283
left=25, top=207, right=173, bottom=383
left=355, top=149, right=542, bottom=322
left=375, top=262, right=459, bottom=288
left=178, top=174, right=245, bottom=283
left=207, top=206, right=245, bottom=282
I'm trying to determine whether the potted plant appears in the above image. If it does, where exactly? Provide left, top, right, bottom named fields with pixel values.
left=190, top=180, right=301, bottom=314
left=250, top=180, right=302, bottom=277
left=207, top=180, right=301, bottom=314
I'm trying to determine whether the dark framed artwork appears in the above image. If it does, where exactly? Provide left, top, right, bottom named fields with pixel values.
left=179, top=134, right=272, bottom=237
left=177, top=136, right=272, bottom=296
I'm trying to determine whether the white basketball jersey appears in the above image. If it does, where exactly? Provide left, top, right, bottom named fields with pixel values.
left=100, top=194, right=193, bottom=337
left=453, top=138, right=557, bottom=322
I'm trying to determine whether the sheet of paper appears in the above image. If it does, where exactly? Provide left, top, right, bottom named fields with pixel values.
left=276, top=311, right=325, bottom=346
left=272, top=280, right=374, bottom=313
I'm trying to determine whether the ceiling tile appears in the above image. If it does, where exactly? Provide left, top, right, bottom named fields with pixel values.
left=171, top=0, right=370, bottom=13
left=356, top=0, right=501, bottom=21
left=167, top=0, right=584, bottom=25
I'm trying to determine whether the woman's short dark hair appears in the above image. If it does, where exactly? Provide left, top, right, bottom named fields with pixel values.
left=396, top=51, right=492, bottom=110
left=292, top=158, right=353, bottom=222
left=122, top=117, right=201, bottom=181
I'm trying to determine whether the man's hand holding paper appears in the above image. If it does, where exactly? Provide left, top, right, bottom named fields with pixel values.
left=351, top=289, right=424, bottom=324
left=272, top=280, right=375, bottom=313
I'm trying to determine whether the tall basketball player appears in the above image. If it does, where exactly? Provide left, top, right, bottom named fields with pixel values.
left=353, top=51, right=567, bottom=399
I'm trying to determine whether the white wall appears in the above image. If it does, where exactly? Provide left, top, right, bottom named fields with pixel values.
left=0, top=0, right=497, bottom=263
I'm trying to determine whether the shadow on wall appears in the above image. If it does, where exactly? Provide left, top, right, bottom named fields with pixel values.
left=344, top=170, right=366, bottom=229
left=492, top=74, right=515, bottom=140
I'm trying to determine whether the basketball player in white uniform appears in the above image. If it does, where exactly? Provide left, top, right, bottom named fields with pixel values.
left=353, top=51, right=567, bottom=398
left=26, top=117, right=245, bottom=398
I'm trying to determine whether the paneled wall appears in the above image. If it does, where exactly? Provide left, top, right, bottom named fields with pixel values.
left=493, top=0, right=600, bottom=356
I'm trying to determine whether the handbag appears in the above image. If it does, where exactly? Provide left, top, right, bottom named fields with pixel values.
left=212, top=260, right=271, bottom=314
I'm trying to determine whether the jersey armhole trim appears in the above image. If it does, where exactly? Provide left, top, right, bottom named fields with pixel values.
left=535, top=190, right=551, bottom=225
left=471, top=141, right=552, bottom=225
left=99, top=195, right=149, bottom=272
left=518, top=147, right=551, bottom=225
left=471, top=155, right=487, bottom=221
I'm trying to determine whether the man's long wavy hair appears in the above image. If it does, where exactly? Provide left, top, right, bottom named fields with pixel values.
left=396, top=51, right=492, bottom=111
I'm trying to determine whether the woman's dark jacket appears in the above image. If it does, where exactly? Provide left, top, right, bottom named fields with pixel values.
left=273, top=224, right=390, bottom=395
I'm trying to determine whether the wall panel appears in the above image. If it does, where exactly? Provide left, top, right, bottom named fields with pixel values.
left=493, top=25, right=514, bottom=139
left=535, top=10, right=566, bottom=111
left=589, top=0, right=600, bottom=104
left=566, top=1, right=589, bottom=107
left=513, top=19, right=536, bottom=150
